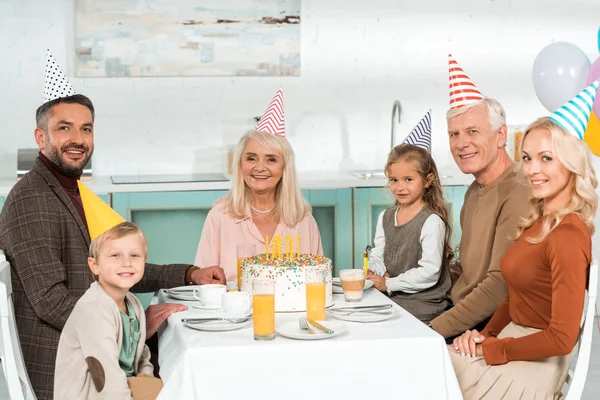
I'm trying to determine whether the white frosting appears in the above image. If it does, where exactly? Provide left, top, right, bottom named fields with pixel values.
left=240, top=255, right=333, bottom=312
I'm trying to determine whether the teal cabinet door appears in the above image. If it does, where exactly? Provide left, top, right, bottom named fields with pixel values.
left=301, top=189, right=352, bottom=276
left=113, top=190, right=228, bottom=308
left=352, top=188, right=395, bottom=268
left=0, top=196, right=4, bottom=211
left=352, top=186, right=469, bottom=269
left=443, top=186, right=468, bottom=250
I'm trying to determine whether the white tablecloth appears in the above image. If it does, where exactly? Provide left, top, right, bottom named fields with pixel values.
left=157, top=289, right=463, bottom=400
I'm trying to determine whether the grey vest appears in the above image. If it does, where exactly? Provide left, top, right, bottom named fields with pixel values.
left=383, top=206, right=451, bottom=322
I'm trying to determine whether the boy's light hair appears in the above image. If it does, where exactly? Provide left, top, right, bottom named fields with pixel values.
left=88, top=221, right=148, bottom=259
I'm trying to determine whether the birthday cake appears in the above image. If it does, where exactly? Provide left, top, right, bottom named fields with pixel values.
left=240, top=253, right=333, bottom=312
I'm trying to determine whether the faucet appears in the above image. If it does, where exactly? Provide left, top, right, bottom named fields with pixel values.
left=391, top=100, right=403, bottom=149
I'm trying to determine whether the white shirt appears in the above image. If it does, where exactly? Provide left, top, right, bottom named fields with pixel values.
left=369, top=208, right=446, bottom=294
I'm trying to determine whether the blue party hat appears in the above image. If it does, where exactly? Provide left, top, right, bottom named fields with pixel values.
left=402, top=110, right=432, bottom=152
left=549, top=80, right=599, bottom=139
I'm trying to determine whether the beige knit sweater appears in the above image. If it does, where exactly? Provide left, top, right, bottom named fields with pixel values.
left=430, top=163, right=532, bottom=337
left=54, top=282, right=153, bottom=399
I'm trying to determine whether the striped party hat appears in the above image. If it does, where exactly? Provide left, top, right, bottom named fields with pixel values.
left=255, top=89, right=285, bottom=136
left=402, top=110, right=432, bottom=152
left=549, top=80, right=599, bottom=140
left=449, top=54, right=484, bottom=110
left=43, top=49, right=76, bottom=103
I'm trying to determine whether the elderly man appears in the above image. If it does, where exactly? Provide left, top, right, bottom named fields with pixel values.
left=0, top=52, right=225, bottom=399
left=429, top=56, right=531, bottom=339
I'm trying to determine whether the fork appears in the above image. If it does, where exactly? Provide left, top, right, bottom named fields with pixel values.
left=181, top=316, right=251, bottom=324
left=299, top=317, right=315, bottom=334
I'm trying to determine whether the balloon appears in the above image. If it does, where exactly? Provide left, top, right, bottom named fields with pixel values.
left=532, top=42, right=591, bottom=112
left=587, top=56, right=600, bottom=116
left=584, top=111, right=600, bottom=157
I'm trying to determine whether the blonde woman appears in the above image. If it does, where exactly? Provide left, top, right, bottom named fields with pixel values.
left=449, top=116, right=597, bottom=399
left=194, top=130, right=323, bottom=281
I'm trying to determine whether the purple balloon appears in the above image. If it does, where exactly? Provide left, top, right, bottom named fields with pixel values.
left=588, top=56, right=600, bottom=117
left=532, top=42, right=591, bottom=112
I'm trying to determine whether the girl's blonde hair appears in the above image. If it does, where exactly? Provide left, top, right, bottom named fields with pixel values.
left=385, top=144, right=454, bottom=267
left=218, top=130, right=310, bottom=227
left=516, top=117, right=598, bottom=243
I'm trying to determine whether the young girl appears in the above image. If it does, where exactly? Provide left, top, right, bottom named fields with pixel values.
left=449, top=115, right=597, bottom=399
left=367, top=144, right=453, bottom=322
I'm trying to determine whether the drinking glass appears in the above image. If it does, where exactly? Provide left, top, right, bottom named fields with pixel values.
left=237, top=244, right=256, bottom=291
left=339, top=269, right=366, bottom=302
left=252, top=279, right=276, bottom=341
left=305, top=267, right=326, bottom=320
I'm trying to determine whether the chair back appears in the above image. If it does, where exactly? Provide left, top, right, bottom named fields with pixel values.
left=0, top=250, right=36, bottom=400
left=564, top=259, right=598, bottom=399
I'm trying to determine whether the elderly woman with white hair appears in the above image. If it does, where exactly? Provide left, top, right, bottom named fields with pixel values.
left=194, top=128, right=323, bottom=282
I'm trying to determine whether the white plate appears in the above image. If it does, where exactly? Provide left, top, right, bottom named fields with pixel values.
left=277, top=319, right=347, bottom=340
left=328, top=308, right=397, bottom=323
left=331, top=278, right=374, bottom=294
left=164, top=286, right=200, bottom=301
left=183, top=319, right=252, bottom=332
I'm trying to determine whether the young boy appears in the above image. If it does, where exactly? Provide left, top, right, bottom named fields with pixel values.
left=55, top=221, right=163, bottom=399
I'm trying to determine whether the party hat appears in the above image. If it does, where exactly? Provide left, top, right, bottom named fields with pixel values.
left=78, top=181, right=125, bottom=240
left=448, top=54, right=484, bottom=110
left=549, top=80, right=599, bottom=140
left=402, top=110, right=432, bottom=152
left=43, top=49, right=76, bottom=103
left=255, top=89, right=285, bottom=136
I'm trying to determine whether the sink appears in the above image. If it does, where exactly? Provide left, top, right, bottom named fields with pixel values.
left=350, top=170, right=387, bottom=180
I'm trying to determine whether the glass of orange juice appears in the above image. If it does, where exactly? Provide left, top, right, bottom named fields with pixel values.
left=305, top=267, right=326, bottom=321
left=237, top=244, right=256, bottom=291
left=252, top=279, right=275, bottom=341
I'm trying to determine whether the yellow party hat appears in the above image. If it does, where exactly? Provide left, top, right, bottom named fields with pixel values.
left=77, top=181, right=125, bottom=240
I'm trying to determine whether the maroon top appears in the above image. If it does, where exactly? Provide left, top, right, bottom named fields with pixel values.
left=38, top=152, right=87, bottom=227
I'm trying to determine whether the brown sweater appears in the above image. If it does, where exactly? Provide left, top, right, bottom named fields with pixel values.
left=430, top=163, right=532, bottom=337
left=481, top=214, right=591, bottom=365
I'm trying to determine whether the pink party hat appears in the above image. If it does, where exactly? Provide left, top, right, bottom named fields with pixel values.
left=449, top=54, right=484, bottom=110
left=255, top=89, right=285, bottom=136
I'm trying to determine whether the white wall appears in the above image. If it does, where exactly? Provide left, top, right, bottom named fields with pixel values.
left=1, top=0, right=598, bottom=176
left=1, top=0, right=600, bottom=285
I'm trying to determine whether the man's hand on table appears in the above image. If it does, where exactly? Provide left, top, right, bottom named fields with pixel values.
left=191, top=265, right=226, bottom=285
left=145, top=303, right=188, bottom=340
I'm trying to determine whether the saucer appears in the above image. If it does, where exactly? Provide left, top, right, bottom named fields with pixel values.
left=192, top=304, right=222, bottom=310
left=183, top=319, right=252, bottom=332
left=277, top=320, right=347, bottom=340
left=332, top=278, right=374, bottom=294
left=328, top=307, right=397, bottom=323
left=164, top=286, right=200, bottom=301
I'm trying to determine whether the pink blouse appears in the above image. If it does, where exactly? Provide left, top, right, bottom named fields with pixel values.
left=194, top=203, right=324, bottom=281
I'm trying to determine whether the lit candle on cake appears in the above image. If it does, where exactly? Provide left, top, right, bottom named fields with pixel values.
left=297, top=236, right=300, bottom=258
left=265, top=236, right=269, bottom=258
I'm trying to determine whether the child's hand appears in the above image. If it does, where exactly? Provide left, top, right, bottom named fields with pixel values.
left=145, top=303, right=188, bottom=339
left=367, top=275, right=387, bottom=292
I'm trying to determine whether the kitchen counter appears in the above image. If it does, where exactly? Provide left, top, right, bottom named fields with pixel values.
left=0, top=168, right=473, bottom=196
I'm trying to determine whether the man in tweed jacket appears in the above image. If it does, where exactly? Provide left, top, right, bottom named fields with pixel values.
left=0, top=94, right=225, bottom=399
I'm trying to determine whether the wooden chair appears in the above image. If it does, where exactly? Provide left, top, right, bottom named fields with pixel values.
left=0, top=250, right=36, bottom=399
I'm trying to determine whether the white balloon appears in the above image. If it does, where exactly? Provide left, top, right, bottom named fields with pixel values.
left=532, top=42, right=591, bottom=112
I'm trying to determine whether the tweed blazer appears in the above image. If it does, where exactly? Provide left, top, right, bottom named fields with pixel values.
left=0, top=158, right=190, bottom=400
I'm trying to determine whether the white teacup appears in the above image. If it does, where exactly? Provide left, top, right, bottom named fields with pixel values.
left=193, top=284, right=226, bottom=307
left=222, top=291, right=251, bottom=315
